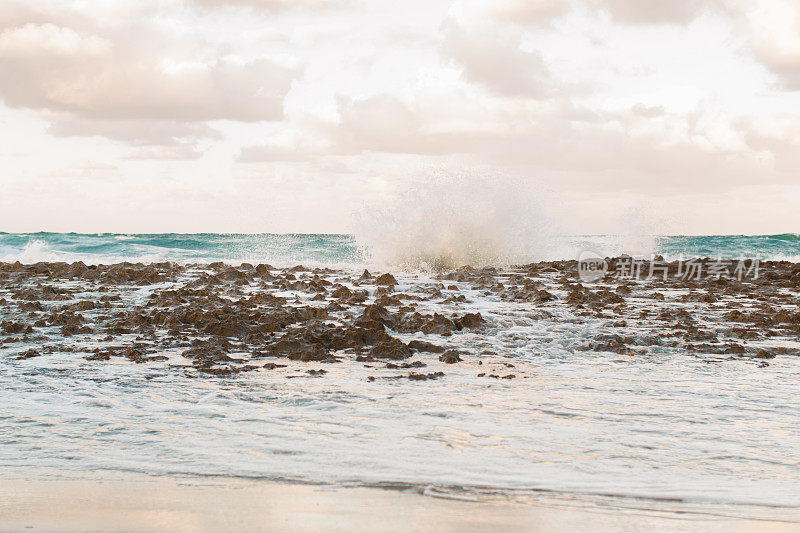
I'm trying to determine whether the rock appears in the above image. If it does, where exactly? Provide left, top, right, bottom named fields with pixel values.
left=585, top=334, right=632, bottom=354
left=124, top=347, right=150, bottom=363
left=15, top=348, right=41, bottom=360
left=537, top=290, right=555, bottom=302
left=407, top=340, right=445, bottom=353
left=616, top=284, right=633, bottom=295
left=454, top=312, right=485, bottom=330
left=421, top=314, right=455, bottom=336
left=264, top=337, right=329, bottom=362
left=357, top=304, right=395, bottom=328
left=69, top=300, right=96, bottom=311
left=1, top=321, right=32, bottom=335
left=330, top=285, right=353, bottom=299
left=407, top=371, right=444, bottom=381
left=375, top=273, right=398, bottom=286
left=255, top=264, right=272, bottom=277
left=438, top=350, right=462, bottom=364
left=386, top=361, right=426, bottom=369
left=369, top=338, right=412, bottom=360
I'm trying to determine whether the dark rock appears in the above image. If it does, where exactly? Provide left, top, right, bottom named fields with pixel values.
left=369, top=337, right=412, bottom=360
left=407, top=371, right=444, bottom=381
left=454, top=312, right=485, bottom=330
left=15, top=348, right=41, bottom=360
left=438, top=350, right=462, bottom=364
left=375, top=273, right=398, bottom=286
left=407, top=340, right=445, bottom=353
left=754, top=349, right=776, bottom=359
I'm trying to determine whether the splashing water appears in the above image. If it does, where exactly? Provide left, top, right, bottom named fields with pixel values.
left=353, top=177, right=554, bottom=270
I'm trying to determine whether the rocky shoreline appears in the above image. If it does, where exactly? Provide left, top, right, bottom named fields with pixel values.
left=2, top=259, right=799, bottom=378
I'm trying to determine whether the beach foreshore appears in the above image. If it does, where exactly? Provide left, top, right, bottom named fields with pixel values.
left=1, top=471, right=797, bottom=533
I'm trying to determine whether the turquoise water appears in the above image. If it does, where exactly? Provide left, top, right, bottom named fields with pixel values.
left=0, top=233, right=365, bottom=266
left=0, top=232, right=798, bottom=266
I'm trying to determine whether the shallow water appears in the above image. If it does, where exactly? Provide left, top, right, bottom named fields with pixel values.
left=4, top=340, right=798, bottom=514
left=2, top=258, right=800, bottom=523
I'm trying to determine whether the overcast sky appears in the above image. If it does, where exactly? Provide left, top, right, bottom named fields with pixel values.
left=0, top=0, right=798, bottom=234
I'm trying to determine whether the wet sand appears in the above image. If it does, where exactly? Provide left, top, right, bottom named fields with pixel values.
left=2, top=471, right=797, bottom=532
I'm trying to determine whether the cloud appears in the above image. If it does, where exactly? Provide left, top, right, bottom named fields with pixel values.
left=47, top=115, right=222, bottom=159
left=0, top=23, right=295, bottom=121
left=49, top=162, right=120, bottom=180
left=456, top=0, right=720, bottom=27
left=747, top=1, right=800, bottom=90
left=238, top=142, right=322, bottom=162
left=328, top=94, right=485, bottom=155
left=297, top=90, right=785, bottom=194
left=458, top=0, right=568, bottom=25
left=491, top=0, right=567, bottom=24
left=190, top=0, right=339, bottom=9
left=631, top=104, right=666, bottom=118
left=595, top=0, right=711, bottom=25
left=0, top=1, right=45, bottom=32
left=124, top=146, right=206, bottom=161
left=440, top=20, right=555, bottom=98
left=738, top=115, right=800, bottom=172
left=0, top=3, right=298, bottom=159
left=755, top=47, right=800, bottom=89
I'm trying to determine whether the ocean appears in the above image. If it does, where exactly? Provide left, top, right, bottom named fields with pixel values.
left=1, top=232, right=799, bottom=522
left=1, top=232, right=799, bottom=266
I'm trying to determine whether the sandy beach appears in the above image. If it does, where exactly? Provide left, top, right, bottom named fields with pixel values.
left=2, top=471, right=798, bottom=533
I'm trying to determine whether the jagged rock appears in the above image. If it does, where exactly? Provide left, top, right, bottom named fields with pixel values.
left=438, top=350, right=462, bottom=364
left=375, top=273, right=398, bottom=286
left=369, top=337, right=412, bottom=360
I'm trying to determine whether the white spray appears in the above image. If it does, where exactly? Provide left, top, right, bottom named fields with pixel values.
left=353, top=174, right=554, bottom=270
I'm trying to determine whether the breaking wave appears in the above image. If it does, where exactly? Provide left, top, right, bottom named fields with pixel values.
left=353, top=177, right=554, bottom=270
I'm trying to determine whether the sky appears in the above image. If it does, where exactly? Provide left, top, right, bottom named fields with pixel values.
left=0, top=0, right=799, bottom=235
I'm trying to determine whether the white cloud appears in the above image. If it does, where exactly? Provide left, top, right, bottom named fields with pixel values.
left=124, top=146, right=206, bottom=161
left=456, top=0, right=568, bottom=25
left=747, top=0, right=800, bottom=90
left=0, top=3, right=298, bottom=159
left=594, top=0, right=714, bottom=25
left=190, top=0, right=340, bottom=10
left=440, top=19, right=555, bottom=98
left=0, top=23, right=110, bottom=56
left=238, top=142, right=323, bottom=162
left=0, top=23, right=295, bottom=121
